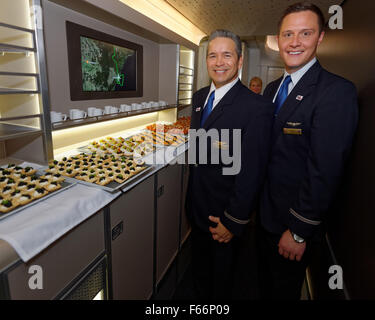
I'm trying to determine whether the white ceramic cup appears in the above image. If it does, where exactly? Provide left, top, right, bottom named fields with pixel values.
left=104, top=105, right=112, bottom=114
left=70, top=109, right=87, bottom=120
left=94, top=108, right=103, bottom=116
left=119, top=104, right=131, bottom=112
left=69, top=109, right=80, bottom=119
left=50, top=111, right=67, bottom=123
left=87, top=107, right=97, bottom=117
left=131, top=103, right=138, bottom=111
left=104, top=105, right=118, bottom=114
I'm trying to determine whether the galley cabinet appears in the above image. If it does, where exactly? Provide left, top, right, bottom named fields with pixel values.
left=155, top=164, right=182, bottom=286
left=0, top=211, right=106, bottom=300
left=109, top=175, right=155, bottom=299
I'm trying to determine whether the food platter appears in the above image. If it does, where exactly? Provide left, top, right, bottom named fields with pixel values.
left=84, top=134, right=157, bottom=158
left=42, top=153, right=153, bottom=193
left=63, top=164, right=153, bottom=193
left=0, top=164, right=76, bottom=220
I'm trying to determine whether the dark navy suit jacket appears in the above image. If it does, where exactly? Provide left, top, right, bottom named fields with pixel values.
left=186, top=80, right=274, bottom=236
left=260, top=61, right=358, bottom=240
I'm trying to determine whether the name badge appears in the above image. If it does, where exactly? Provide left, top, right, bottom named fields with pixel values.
left=283, top=128, right=302, bottom=135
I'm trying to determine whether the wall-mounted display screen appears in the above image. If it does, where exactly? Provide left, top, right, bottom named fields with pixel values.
left=80, top=36, right=136, bottom=92
left=66, top=21, right=143, bottom=100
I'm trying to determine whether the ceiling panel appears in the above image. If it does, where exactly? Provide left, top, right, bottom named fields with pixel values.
left=164, top=0, right=340, bottom=37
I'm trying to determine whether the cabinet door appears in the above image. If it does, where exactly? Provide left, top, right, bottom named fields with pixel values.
left=110, top=175, right=154, bottom=299
left=180, top=162, right=191, bottom=246
left=156, top=164, right=182, bottom=284
left=5, top=211, right=105, bottom=300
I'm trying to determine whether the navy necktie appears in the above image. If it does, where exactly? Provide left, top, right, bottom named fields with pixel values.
left=274, top=75, right=292, bottom=115
left=200, top=90, right=215, bottom=126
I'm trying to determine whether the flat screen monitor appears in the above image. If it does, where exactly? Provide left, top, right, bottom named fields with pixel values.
left=66, top=21, right=143, bottom=100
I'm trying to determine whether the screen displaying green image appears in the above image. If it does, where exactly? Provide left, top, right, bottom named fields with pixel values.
left=80, top=35, right=136, bottom=92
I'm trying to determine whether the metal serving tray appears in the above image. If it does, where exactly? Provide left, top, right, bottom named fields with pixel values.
left=142, top=129, right=188, bottom=147
left=47, top=164, right=153, bottom=193
left=75, top=133, right=157, bottom=158
left=0, top=179, right=76, bottom=221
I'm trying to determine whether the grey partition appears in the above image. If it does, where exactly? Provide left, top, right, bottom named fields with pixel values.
left=180, top=161, right=191, bottom=247
left=3, top=210, right=105, bottom=300
left=109, top=175, right=154, bottom=300
left=155, top=164, right=182, bottom=285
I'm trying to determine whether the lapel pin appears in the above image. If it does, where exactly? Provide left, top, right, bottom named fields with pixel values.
left=296, top=95, right=304, bottom=101
left=195, top=107, right=201, bottom=112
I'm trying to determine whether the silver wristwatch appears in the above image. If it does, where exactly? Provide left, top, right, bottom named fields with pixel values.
left=291, top=232, right=305, bottom=243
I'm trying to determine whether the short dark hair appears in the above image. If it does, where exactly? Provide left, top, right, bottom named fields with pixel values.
left=207, top=29, right=242, bottom=58
left=278, top=2, right=325, bottom=34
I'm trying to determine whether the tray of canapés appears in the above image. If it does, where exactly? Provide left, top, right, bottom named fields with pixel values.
left=82, top=136, right=156, bottom=158
left=0, top=164, right=76, bottom=219
left=140, top=129, right=187, bottom=147
left=45, top=153, right=153, bottom=193
left=146, top=116, right=191, bottom=136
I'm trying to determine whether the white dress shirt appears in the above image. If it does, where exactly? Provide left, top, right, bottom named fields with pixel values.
left=273, top=57, right=317, bottom=102
left=204, top=77, right=240, bottom=110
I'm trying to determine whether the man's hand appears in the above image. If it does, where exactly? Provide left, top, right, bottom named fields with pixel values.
left=278, top=230, right=306, bottom=261
left=208, top=216, right=233, bottom=243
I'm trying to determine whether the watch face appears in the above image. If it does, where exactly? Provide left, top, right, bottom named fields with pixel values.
left=294, top=234, right=304, bottom=243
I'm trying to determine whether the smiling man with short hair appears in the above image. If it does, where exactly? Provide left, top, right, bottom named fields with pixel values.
left=258, top=2, right=359, bottom=300
left=186, top=29, right=274, bottom=299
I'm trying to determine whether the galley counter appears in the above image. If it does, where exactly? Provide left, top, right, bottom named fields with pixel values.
left=0, top=141, right=191, bottom=300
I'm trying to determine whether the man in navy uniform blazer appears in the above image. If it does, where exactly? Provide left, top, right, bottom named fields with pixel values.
left=258, top=2, right=358, bottom=299
left=186, top=30, right=274, bottom=299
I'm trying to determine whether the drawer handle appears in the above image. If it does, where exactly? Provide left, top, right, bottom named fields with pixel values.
left=112, top=221, right=123, bottom=241
left=157, top=185, right=164, bottom=198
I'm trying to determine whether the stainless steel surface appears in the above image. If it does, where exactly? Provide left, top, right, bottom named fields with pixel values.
left=0, top=72, right=40, bottom=95
left=51, top=105, right=178, bottom=131
left=0, top=123, right=42, bottom=141
left=0, top=44, right=36, bottom=53
left=110, top=175, right=154, bottom=299
left=0, top=114, right=43, bottom=122
left=0, top=21, right=36, bottom=53
left=175, top=44, right=180, bottom=106
left=0, top=88, right=40, bottom=95
left=0, top=21, right=35, bottom=34
left=0, top=180, right=76, bottom=221
left=0, top=240, right=20, bottom=274
left=33, top=0, right=54, bottom=163
left=155, top=164, right=182, bottom=285
left=6, top=211, right=105, bottom=300
left=40, top=164, right=153, bottom=193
